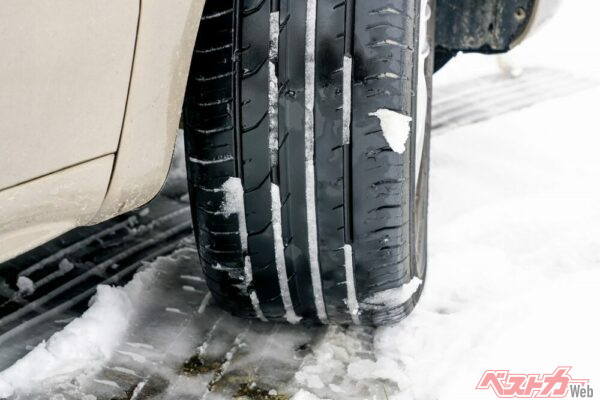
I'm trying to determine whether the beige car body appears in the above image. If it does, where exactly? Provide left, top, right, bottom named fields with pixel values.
left=0, top=0, right=205, bottom=262
left=0, top=0, right=558, bottom=264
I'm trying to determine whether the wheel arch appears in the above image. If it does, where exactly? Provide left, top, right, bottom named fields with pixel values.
left=434, top=0, right=561, bottom=69
left=90, top=0, right=207, bottom=224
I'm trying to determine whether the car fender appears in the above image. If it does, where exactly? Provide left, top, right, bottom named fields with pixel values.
left=90, top=0, right=206, bottom=223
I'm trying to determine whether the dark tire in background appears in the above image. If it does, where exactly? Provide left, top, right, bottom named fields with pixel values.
left=183, top=0, right=434, bottom=326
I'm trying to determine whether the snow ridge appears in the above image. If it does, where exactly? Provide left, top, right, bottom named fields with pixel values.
left=0, top=265, right=158, bottom=398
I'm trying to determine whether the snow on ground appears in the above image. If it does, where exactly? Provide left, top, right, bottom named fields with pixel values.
left=0, top=266, right=158, bottom=398
left=368, top=85, right=600, bottom=400
left=1, top=0, right=600, bottom=398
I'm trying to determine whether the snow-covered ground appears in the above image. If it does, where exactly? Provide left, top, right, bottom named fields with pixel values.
left=1, top=0, right=600, bottom=398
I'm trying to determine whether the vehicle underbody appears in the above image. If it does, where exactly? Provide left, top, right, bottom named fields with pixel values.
left=435, top=0, right=536, bottom=70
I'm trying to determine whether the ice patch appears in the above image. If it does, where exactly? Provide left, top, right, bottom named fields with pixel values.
left=361, top=277, right=422, bottom=310
left=369, top=109, right=412, bottom=154
left=0, top=267, right=156, bottom=398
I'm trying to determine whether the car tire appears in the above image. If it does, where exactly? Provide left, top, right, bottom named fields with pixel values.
left=183, top=0, right=433, bottom=325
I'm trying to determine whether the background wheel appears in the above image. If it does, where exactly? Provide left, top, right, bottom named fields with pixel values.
left=183, top=0, right=434, bottom=325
